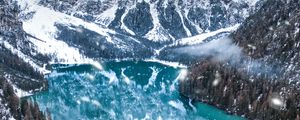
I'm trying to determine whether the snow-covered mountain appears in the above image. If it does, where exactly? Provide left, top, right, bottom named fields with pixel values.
left=12, top=0, right=263, bottom=63
left=1, top=0, right=261, bottom=96
left=0, top=0, right=263, bottom=119
left=37, top=0, right=261, bottom=41
left=1, top=0, right=262, bottom=74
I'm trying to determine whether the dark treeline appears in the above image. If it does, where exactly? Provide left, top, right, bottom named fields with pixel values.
left=0, top=44, right=44, bottom=80
left=0, top=77, right=50, bottom=120
left=181, top=0, right=300, bottom=119
left=180, top=59, right=300, bottom=120
left=0, top=0, right=50, bottom=119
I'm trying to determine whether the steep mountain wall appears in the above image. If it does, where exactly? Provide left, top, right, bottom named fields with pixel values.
left=233, top=0, right=300, bottom=81
left=180, top=0, right=300, bottom=119
left=38, top=0, right=261, bottom=41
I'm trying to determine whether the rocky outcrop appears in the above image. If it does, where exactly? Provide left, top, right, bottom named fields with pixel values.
left=180, top=0, right=300, bottom=119
left=123, top=1, right=154, bottom=36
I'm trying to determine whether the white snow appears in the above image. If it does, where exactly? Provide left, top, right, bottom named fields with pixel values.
left=212, top=71, right=221, bottom=86
left=175, top=24, right=240, bottom=46
left=3, top=75, right=32, bottom=97
left=100, top=70, right=118, bottom=84
left=120, top=7, right=136, bottom=35
left=28, top=37, right=91, bottom=64
left=91, top=100, right=101, bottom=107
left=15, top=0, right=107, bottom=69
left=11, top=85, right=32, bottom=97
left=121, top=68, right=132, bottom=85
left=84, top=73, right=95, bottom=81
left=90, top=62, right=103, bottom=70
left=8, top=117, right=16, bottom=120
left=294, top=27, right=299, bottom=38
left=162, top=0, right=168, bottom=8
left=144, top=67, right=160, bottom=89
left=178, top=69, right=188, bottom=82
left=81, top=96, right=90, bottom=102
left=183, top=8, right=203, bottom=33
left=1, top=41, right=48, bottom=73
left=174, top=1, right=192, bottom=37
left=95, top=4, right=118, bottom=27
left=271, top=98, right=284, bottom=106
left=144, top=2, right=173, bottom=42
left=153, top=46, right=167, bottom=56
left=144, top=58, right=187, bottom=68
left=188, top=99, right=197, bottom=111
left=168, top=100, right=187, bottom=114
left=21, top=4, right=114, bottom=43
left=170, top=68, right=188, bottom=91
left=245, top=0, right=260, bottom=6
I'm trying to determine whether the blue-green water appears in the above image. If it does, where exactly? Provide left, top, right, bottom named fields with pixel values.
left=29, top=60, right=244, bottom=120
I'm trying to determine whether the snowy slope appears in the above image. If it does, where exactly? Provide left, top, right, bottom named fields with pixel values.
left=10, top=0, right=262, bottom=66
left=38, top=0, right=262, bottom=42
left=144, top=2, right=174, bottom=42
left=175, top=24, right=240, bottom=46
left=17, top=0, right=112, bottom=67
left=9, top=0, right=261, bottom=68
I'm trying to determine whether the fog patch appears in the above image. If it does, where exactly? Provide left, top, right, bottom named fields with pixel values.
left=174, top=36, right=280, bottom=79
left=175, top=37, right=242, bottom=63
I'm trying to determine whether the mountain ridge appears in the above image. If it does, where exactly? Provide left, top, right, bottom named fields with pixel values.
left=1, top=0, right=265, bottom=119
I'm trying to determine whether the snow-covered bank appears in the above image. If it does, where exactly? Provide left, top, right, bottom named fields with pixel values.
left=144, top=58, right=187, bottom=68
left=174, top=24, right=240, bottom=46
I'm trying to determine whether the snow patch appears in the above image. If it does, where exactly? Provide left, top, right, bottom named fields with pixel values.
left=168, top=100, right=186, bottom=114
left=11, top=84, right=32, bottom=98
left=183, top=8, right=203, bottom=33
left=121, top=68, right=132, bottom=85
left=175, top=24, right=240, bottom=46
left=120, top=7, right=136, bottom=35
left=21, top=4, right=114, bottom=43
left=178, top=69, right=188, bottom=82
left=100, top=70, right=118, bottom=84
left=91, top=100, right=101, bottom=107
left=174, top=1, right=192, bottom=37
left=95, top=4, right=118, bottom=27
left=4, top=75, right=32, bottom=97
left=144, top=2, right=172, bottom=42
left=81, top=96, right=90, bottom=102
left=144, top=67, right=160, bottom=89
left=144, top=58, right=187, bottom=68
left=245, top=0, right=260, bottom=6
left=28, top=37, right=92, bottom=64
left=16, top=1, right=106, bottom=69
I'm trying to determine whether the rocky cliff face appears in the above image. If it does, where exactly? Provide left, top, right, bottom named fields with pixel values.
left=4, top=0, right=261, bottom=66
left=13, top=0, right=261, bottom=62
left=38, top=0, right=260, bottom=41
left=180, top=0, right=300, bottom=119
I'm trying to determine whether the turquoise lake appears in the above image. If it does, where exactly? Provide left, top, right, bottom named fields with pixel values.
left=29, top=60, right=245, bottom=120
